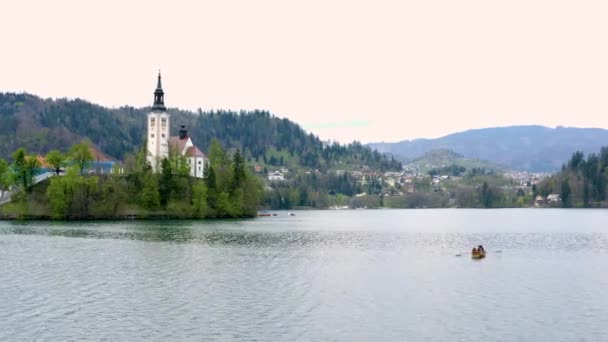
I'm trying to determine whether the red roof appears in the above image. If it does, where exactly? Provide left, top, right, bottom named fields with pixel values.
left=89, top=146, right=114, bottom=162
left=186, top=146, right=206, bottom=158
left=169, top=136, right=188, bottom=154
left=36, top=155, right=51, bottom=168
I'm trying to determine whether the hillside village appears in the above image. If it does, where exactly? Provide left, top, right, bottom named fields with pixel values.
left=259, top=153, right=555, bottom=209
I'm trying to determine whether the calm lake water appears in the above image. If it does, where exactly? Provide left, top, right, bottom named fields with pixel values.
left=1, top=209, right=608, bottom=341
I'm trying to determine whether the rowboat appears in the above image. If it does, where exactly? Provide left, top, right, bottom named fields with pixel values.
left=471, top=250, right=486, bottom=259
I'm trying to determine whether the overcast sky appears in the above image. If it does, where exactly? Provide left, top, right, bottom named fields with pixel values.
left=1, top=0, right=607, bottom=143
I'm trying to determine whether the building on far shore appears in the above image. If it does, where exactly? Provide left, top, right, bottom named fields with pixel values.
left=146, top=72, right=207, bottom=178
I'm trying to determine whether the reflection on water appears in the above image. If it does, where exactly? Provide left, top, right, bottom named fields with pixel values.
left=1, top=209, right=608, bottom=341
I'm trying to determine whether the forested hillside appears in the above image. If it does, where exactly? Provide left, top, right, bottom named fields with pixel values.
left=0, top=92, right=401, bottom=171
left=537, top=146, right=608, bottom=207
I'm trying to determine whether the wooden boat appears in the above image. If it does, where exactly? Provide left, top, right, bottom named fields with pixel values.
left=471, top=250, right=486, bottom=259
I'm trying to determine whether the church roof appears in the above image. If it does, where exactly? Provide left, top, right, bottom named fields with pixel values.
left=169, top=136, right=189, bottom=154
left=186, top=146, right=206, bottom=158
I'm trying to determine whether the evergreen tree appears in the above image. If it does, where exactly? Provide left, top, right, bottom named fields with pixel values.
left=232, top=149, right=245, bottom=191
left=481, top=181, right=493, bottom=208
left=561, top=179, right=571, bottom=208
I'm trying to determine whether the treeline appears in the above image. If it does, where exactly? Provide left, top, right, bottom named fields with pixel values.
left=428, top=164, right=466, bottom=177
left=538, top=147, right=608, bottom=207
left=0, top=140, right=261, bottom=219
left=263, top=171, right=370, bottom=209
left=0, top=93, right=401, bottom=172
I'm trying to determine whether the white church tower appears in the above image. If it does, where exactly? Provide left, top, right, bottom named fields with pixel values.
left=147, top=72, right=170, bottom=171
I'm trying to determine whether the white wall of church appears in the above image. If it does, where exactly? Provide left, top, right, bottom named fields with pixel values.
left=188, top=156, right=206, bottom=179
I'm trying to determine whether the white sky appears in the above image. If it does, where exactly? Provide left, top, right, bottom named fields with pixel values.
left=1, top=0, right=607, bottom=143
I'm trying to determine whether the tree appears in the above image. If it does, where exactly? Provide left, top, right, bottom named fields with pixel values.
left=208, top=139, right=228, bottom=170
left=46, top=150, right=66, bottom=175
left=232, top=149, right=246, bottom=191
left=139, top=172, right=160, bottom=210
left=11, top=148, right=27, bottom=189
left=561, top=179, right=571, bottom=208
left=70, top=140, right=94, bottom=175
left=0, top=158, right=13, bottom=196
left=192, top=180, right=208, bottom=218
left=23, top=155, right=40, bottom=192
left=480, top=181, right=493, bottom=208
left=159, top=158, right=173, bottom=206
left=11, top=148, right=39, bottom=192
left=46, top=175, right=68, bottom=219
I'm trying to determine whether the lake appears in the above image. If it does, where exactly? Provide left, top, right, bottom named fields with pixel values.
left=1, top=209, right=608, bottom=341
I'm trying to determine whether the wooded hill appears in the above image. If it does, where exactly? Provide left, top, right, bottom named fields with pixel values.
left=405, top=149, right=508, bottom=173
left=0, top=92, right=401, bottom=172
left=537, top=146, right=608, bottom=207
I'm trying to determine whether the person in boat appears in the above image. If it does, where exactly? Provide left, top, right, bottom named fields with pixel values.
left=478, top=245, right=485, bottom=252
left=472, top=247, right=478, bottom=253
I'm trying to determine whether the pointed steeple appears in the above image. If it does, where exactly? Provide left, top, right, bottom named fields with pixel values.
left=152, top=71, right=166, bottom=111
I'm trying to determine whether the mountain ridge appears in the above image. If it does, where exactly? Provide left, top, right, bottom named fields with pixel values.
left=369, top=125, right=608, bottom=172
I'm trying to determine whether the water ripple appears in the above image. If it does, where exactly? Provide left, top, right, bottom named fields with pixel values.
left=1, top=210, right=608, bottom=341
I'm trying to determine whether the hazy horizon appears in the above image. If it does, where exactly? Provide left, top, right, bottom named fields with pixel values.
left=2, top=0, right=607, bottom=143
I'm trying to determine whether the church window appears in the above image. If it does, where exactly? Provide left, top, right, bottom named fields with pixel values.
left=151, top=134, right=155, bottom=138
left=198, top=160, right=202, bottom=165
left=161, top=118, right=167, bottom=128
left=150, top=117, right=156, bottom=126
left=161, top=134, right=165, bottom=138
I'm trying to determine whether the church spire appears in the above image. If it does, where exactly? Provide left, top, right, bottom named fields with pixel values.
left=152, top=71, right=166, bottom=111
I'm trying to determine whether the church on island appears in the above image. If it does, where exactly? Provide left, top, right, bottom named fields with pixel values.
left=146, top=73, right=207, bottom=178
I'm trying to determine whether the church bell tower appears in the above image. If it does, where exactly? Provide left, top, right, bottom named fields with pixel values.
left=146, top=72, right=170, bottom=171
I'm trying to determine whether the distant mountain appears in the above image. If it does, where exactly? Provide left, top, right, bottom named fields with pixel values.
left=369, top=126, right=608, bottom=172
left=0, top=92, right=401, bottom=171
left=406, top=149, right=507, bottom=173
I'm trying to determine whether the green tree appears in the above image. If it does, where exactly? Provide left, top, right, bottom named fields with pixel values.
left=139, top=172, right=160, bottom=210
left=46, top=175, right=68, bottom=219
left=209, top=139, right=228, bottom=170
left=480, top=181, right=493, bottom=208
left=232, top=149, right=246, bottom=191
left=192, top=180, right=208, bottom=218
left=0, top=158, right=13, bottom=197
left=11, top=148, right=28, bottom=189
left=561, top=178, right=571, bottom=208
left=45, top=150, right=66, bottom=175
left=70, top=140, right=94, bottom=175
left=159, top=158, right=173, bottom=206
left=11, top=148, right=40, bottom=193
